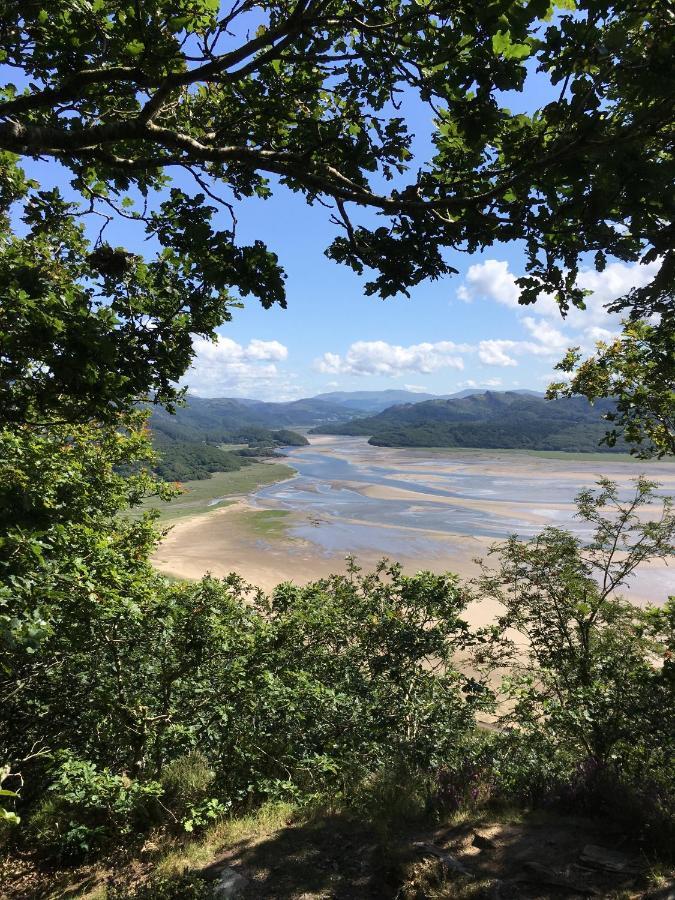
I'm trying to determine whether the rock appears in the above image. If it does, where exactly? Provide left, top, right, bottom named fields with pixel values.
left=579, top=843, right=642, bottom=875
left=212, top=867, right=249, bottom=899
left=518, top=861, right=602, bottom=895
left=472, top=830, right=496, bottom=850
left=412, top=841, right=473, bottom=876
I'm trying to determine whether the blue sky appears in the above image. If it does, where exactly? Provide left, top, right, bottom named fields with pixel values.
left=182, top=184, right=653, bottom=400
left=8, top=50, right=656, bottom=402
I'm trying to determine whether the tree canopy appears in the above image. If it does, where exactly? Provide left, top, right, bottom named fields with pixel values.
left=0, top=0, right=673, bottom=429
left=550, top=306, right=675, bottom=459
left=1, top=0, right=675, bottom=866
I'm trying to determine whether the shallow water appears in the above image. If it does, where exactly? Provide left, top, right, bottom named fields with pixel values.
left=252, top=437, right=675, bottom=564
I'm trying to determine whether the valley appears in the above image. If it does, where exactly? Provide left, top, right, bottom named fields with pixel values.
left=153, top=435, right=675, bottom=609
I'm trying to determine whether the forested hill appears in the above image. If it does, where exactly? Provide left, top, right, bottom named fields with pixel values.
left=146, top=397, right=316, bottom=481
left=149, top=395, right=349, bottom=443
left=312, top=392, right=625, bottom=453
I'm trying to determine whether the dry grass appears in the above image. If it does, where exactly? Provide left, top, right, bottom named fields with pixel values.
left=154, top=801, right=297, bottom=879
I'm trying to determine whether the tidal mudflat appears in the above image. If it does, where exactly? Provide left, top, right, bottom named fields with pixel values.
left=153, top=436, right=675, bottom=609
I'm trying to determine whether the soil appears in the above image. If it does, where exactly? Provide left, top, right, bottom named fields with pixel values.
left=3, top=809, right=673, bottom=899
left=201, top=811, right=670, bottom=899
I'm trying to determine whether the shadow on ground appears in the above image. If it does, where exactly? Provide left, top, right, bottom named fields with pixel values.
left=201, top=808, right=670, bottom=899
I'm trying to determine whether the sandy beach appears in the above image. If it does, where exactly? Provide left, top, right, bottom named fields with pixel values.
left=152, top=499, right=508, bottom=630
left=152, top=437, right=674, bottom=623
left=154, top=497, right=490, bottom=581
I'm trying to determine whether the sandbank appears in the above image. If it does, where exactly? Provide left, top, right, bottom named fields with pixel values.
left=152, top=436, right=674, bottom=619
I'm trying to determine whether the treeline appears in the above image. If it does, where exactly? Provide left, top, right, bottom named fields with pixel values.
left=150, top=428, right=308, bottom=482
left=151, top=438, right=251, bottom=482
left=314, top=392, right=628, bottom=453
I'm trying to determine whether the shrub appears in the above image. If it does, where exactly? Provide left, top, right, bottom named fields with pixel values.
left=29, top=755, right=163, bottom=860
left=160, top=752, right=215, bottom=821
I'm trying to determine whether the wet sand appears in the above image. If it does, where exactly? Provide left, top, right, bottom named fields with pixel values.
left=152, top=436, right=675, bottom=616
left=153, top=499, right=488, bottom=585
left=153, top=500, right=504, bottom=629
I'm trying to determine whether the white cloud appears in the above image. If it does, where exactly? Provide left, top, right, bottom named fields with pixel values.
left=311, top=258, right=660, bottom=386
left=316, top=352, right=342, bottom=374
left=521, top=316, right=568, bottom=351
left=478, top=340, right=519, bottom=367
left=183, top=335, right=299, bottom=399
left=245, top=338, right=288, bottom=361
left=537, top=260, right=660, bottom=339
left=457, top=259, right=520, bottom=307
left=457, top=378, right=502, bottom=389
left=404, top=384, right=429, bottom=393
left=456, top=257, right=661, bottom=355
left=584, top=325, right=615, bottom=344
left=478, top=332, right=561, bottom=367
left=576, top=260, right=659, bottom=305
left=314, top=340, right=467, bottom=377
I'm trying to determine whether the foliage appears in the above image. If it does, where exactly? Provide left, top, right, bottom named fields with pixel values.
left=4, top=559, right=488, bottom=857
left=28, top=755, right=163, bottom=860
left=550, top=316, right=675, bottom=458
left=160, top=752, right=218, bottom=830
left=475, top=478, right=675, bottom=844
left=143, top=413, right=309, bottom=482
left=0, top=0, right=671, bottom=317
left=270, top=429, right=309, bottom=446
left=146, top=397, right=311, bottom=481
left=0, top=183, right=269, bottom=427
left=315, top=391, right=627, bottom=452
left=160, top=752, right=215, bottom=816
left=0, top=415, right=170, bottom=678
left=152, top=437, right=250, bottom=482
left=0, top=764, right=21, bottom=828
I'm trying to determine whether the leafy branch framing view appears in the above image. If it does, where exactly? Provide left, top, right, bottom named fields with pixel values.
left=0, top=0, right=673, bottom=894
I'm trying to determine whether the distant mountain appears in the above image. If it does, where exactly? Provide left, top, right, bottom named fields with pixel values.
left=313, top=389, right=440, bottom=413
left=149, top=390, right=551, bottom=444
left=147, top=390, right=580, bottom=475
left=149, top=394, right=351, bottom=444
left=145, top=396, right=320, bottom=480
left=311, top=387, right=545, bottom=413
left=311, top=391, right=622, bottom=453
left=440, top=388, right=545, bottom=400
left=509, top=389, right=546, bottom=397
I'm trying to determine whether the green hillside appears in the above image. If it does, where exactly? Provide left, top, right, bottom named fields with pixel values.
left=145, top=398, right=310, bottom=481
left=149, top=395, right=348, bottom=444
left=313, top=392, right=625, bottom=453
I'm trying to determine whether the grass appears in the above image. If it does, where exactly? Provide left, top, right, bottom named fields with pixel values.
left=217, top=442, right=248, bottom=451
left=7, top=785, right=673, bottom=899
left=238, top=509, right=292, bottom=538
left=155, top=801, right=298, bottom=880
left=125, top=463, right=295, bottom=523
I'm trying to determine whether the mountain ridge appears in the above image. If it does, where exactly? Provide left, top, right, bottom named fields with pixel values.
left=310, top=391, right=623, bottom=453
left=150, top=388, right=548, bottom=440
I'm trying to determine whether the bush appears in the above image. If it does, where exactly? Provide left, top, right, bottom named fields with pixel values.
left=160, top=752, right=215, bottom=821
left=109, top=872, right=212, bottom=900
left=482, top=729, right=675, bottom=858
left=29, top=755, right=163, bottom=860
left=8, top=564, right=489, bottom=857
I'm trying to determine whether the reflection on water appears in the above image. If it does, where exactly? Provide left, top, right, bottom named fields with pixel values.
left=252, top=437, right=675, bottom=561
